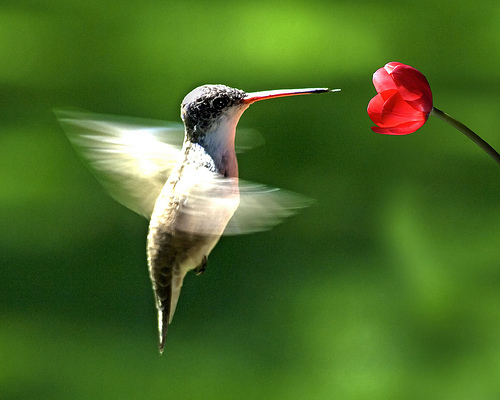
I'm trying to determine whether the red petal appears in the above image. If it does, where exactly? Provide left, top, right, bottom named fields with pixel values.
left=367, top=93, right=385, bottom=124
left=371, top=119, right=426, bottom=135
left=384, top=62, right=405, bottom=74
left=373, top=67, right=397, bottom=93
left=367, top=89, right=400, bottom=121
left=380, top=91, right=426, bottom=127
left=390, top=64, right=433, bottom=112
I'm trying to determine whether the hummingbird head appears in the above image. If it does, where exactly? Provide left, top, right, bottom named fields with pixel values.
left=181, top=85, right=248, bottom=142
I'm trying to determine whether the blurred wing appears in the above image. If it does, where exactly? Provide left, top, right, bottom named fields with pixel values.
left=225, top=179, right=314, bottom=235
left=55, top=108, right=184, bottom=218
left=170, top=170, right=240, bottom=236
left=172, top=173, right=313, bottom=236
left=234, top=128, right=265, bottom=153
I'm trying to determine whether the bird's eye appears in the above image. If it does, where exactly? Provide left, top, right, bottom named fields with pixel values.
left=212, top=97, right=229, bottom=110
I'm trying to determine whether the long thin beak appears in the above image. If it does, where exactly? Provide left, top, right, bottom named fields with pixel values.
left=242, top=88, right=339, bottom=104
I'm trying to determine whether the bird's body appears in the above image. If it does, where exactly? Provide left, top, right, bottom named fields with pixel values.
left=147, top=86, right=250, bottom=350
left=56, top=84, right=333, bottom=353
left=147, top=139, right=241, bottom=349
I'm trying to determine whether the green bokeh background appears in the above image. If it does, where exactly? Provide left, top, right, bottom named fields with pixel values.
left=2, top=0, right=500, bottom=398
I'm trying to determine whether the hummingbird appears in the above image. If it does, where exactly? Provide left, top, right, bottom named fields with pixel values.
left=56, top=84, right=335, bottom=353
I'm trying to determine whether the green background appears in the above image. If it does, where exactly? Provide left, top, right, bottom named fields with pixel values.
left=2, top=0, right=500, bottom=398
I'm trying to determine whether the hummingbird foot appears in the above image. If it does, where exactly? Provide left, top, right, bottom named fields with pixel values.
left=194, top=255, right=207, bottom=275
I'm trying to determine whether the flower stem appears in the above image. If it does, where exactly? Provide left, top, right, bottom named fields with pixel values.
left=430, top=107, right=500, bottom=166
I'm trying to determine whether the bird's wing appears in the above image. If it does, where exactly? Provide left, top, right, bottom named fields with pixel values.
left=172, top=173, right=314, bottom=236
left=55, top=109, right=265, bottom=218
left=56, top=109, right=184, bottom=218
left=225, top=179, right=314, bottom=235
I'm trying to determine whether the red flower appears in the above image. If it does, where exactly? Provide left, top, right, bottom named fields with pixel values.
left=367, top=62, right=433, bottom=135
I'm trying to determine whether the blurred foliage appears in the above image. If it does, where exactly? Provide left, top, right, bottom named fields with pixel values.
left=1, top=0, right=500, bottom=399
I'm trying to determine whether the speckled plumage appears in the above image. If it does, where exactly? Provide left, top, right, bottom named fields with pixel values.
left=181, top=85, right=246, bottom=140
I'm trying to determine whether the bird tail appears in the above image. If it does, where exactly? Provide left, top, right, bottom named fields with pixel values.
left=156, top=275, right=183, bottom=354
left=158, top=306, right=169, bottom=354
